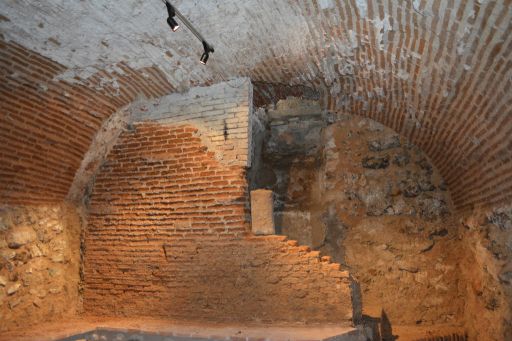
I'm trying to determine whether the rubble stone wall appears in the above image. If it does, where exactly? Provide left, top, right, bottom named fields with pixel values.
left=251, top=98, right=465, bottom=327
left=458, top=207, right=512, bottom=340
left=0, top=204, right=81, bottom=332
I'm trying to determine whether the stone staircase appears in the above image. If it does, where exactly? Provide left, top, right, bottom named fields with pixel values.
left=249, top=190, right=468, bottom=341
left=410, top=335, right=468, bottom=341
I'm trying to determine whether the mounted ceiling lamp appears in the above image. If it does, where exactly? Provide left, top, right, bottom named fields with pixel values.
left=165, top=2, right=179, bottom=32
left=163, top=0, right=214, bottom=65
left=200, top=41, right=213, bottom=65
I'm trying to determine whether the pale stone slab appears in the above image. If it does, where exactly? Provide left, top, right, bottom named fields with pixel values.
left=250, top=189, right=275, bottom=235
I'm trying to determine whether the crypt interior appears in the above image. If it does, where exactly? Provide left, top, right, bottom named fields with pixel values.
left=0, top=1, right=512, bottom=340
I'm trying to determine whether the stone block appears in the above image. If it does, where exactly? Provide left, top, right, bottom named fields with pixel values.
left=250, top=189, right=275, bottom=235
left=6, top=226, right=37, bottom=249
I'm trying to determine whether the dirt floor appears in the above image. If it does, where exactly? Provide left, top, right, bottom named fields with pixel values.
left=0, top=317, right=359, bottom=341
left=0, top=316, right=469, bottom=341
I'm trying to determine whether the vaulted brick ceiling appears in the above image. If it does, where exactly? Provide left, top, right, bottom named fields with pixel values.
left=1, top=0, right=511, bottom=211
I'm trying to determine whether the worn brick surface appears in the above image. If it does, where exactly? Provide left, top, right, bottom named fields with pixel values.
left=0, top=39, right=173, bottom=205
left=130, top=79, right=252, bottom=167
left=1, top=1, right=512, bottom=212
left=83, top=122, right=353, bottom=323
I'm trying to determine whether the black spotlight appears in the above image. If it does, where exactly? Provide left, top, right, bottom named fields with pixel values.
left=200, top=41, right=214, bottom=65
left=199, top=51, right=209, bottom=64
left=167, top=17, right=179, bottom=32
left=162, top=1, right=215, bottom=65
left=165, top=1, right=179, bottom=31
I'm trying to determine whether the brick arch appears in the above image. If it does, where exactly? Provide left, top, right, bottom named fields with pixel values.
left=0, top=39, right=174, bottom=205
left=1, top=35, right=510, bottom=212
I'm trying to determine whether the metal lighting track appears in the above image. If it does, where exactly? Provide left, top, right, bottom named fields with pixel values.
left=162, top=0, right=214, bottom=56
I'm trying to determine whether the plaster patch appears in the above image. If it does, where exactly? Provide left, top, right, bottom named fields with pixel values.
left=457, top=42, right=466, bottom=56
left=397, top=69, right=409, bottom=80
left=413, top=0, right=421, bottom=11
left=355, top=0, right=368, bottom=18
left=409, top=52, right=422, bottom=59
left=371, top=15, right=392, bottom=51
left=348, top=30, right=359, bottom=49
left=319, top=0, right=335, bottom=10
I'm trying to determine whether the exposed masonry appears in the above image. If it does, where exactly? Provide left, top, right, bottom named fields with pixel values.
left=1, top=1, right=511, bottom=212
left=83, top=122, right=355, bottom=323
left=0, top=39, right=174, bottom=206
left=130, top=78, right=253, bottom=167
left=67, top=107, right=131, bottom=203
left=0, top=203, right=83, bottom=332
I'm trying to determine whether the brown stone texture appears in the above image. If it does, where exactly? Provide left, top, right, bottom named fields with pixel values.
left=0, top=38, right=173, bottom=205
left=83, top=122, right=354, bottom=324
left=0, top=203, right=81, bottom=332
left=252, top=100, right=467, bottom=332
left=457, top=208, right=512, bottom=341
left=250, top=189, right=275, bottom=235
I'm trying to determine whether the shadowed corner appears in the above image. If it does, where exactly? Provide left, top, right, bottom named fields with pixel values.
left=380, top=310, right=397, bottom=341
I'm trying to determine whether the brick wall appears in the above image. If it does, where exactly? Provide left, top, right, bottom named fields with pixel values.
left=0, top=38, right=173, bottom=205
left=83, top=122, right=354, bottom=323
left=130, top=78, right=252, bottom=167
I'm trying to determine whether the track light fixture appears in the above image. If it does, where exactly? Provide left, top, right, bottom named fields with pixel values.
left=200, top=41, right=214, bottom=65
left=167, top=17, right=179, bottom=32
left=162, top=0, right=214, bottom=65
left=165, top=2, right=179, bottom=31
left=199, top=51, right=208, bottom=65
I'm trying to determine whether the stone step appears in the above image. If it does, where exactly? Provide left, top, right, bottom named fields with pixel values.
left=361, top=321, right=467, bottom=341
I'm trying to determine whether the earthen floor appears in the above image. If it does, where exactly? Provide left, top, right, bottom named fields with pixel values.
left=0, top=317, right=358, bottom=341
